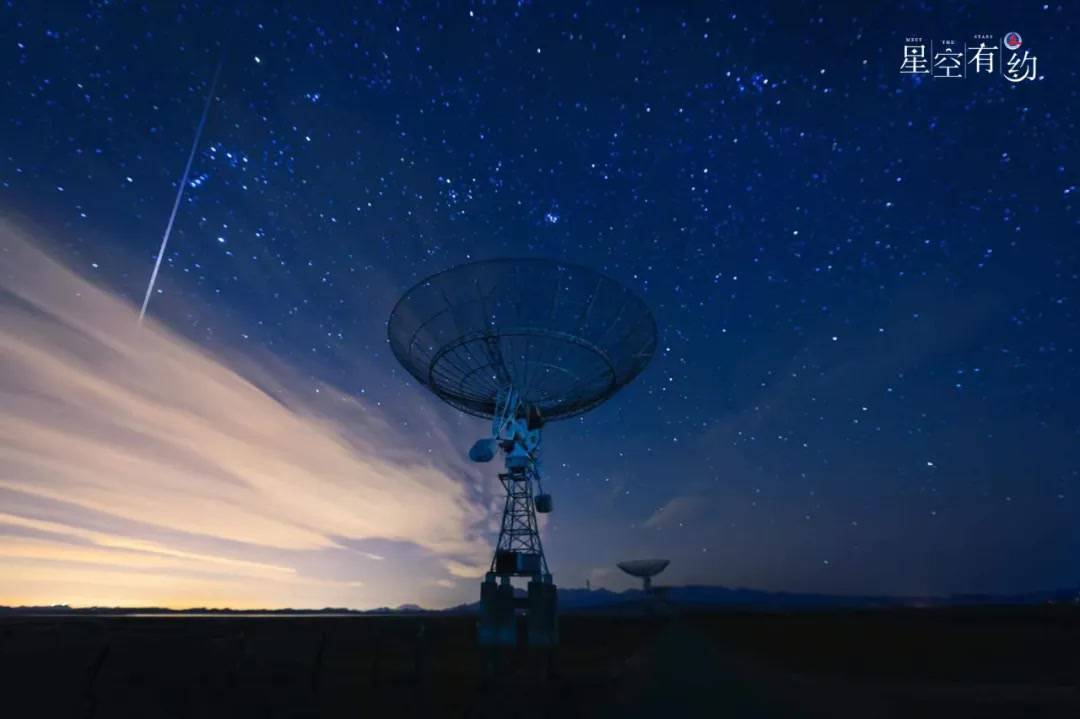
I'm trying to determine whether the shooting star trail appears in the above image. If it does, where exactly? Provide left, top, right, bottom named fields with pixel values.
left=138, top=54, right=224, bottom=323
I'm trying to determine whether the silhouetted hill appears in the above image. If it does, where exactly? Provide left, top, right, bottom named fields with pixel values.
left=3, top=586, right=1076, bottom=616
left=0, top=604, right=426, bottom=616
left=445, top=584, right=1080, bottom=614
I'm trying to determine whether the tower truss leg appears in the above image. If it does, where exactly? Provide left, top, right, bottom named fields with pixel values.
left=478, top=421, right=558, bottom=649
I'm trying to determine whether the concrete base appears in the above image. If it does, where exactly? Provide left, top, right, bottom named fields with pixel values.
left=477, top=575, right=515, bottom=647
left=477, top=574, right=559, bottom=648
left=527, top=580, right=559, bottom=648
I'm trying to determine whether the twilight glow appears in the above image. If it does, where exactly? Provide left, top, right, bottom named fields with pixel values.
left=1, top=223, right=489, bottom=608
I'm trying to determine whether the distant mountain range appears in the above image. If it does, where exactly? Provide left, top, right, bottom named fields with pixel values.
left=555, top=585, right=1080, bottom=611
left=2, top=585, right=1077, bottom=616
left=441, top=584, right=1080, bottom=614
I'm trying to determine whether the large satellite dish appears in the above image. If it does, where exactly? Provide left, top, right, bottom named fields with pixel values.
left=388, top=258, right=656, bottom=423
left=389, top=259, right=657, bottom=650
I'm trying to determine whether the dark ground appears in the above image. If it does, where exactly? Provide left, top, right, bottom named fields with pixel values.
left=2, top=606, right=1078, bottom=718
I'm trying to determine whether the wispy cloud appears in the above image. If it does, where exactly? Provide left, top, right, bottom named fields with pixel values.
left=643, top=495, right=708, bottom=530
left=445, top=559, right=488, bottom=579
left=0, top=221, right=488, bottom=608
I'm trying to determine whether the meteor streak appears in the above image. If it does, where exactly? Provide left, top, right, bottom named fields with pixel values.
left=138, top=53, right=224, bottom=323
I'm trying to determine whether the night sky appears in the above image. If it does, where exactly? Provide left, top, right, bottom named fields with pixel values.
left=1, top=1, right=1077, bottom=609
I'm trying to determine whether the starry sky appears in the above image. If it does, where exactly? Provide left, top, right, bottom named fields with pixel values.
left=1, top=1, right=1077, bottom=609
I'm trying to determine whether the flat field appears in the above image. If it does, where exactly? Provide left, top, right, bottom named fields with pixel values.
left=2, top=606, right=1077, bottom=717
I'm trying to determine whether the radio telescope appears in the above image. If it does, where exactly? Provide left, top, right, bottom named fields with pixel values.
left=617, top=559, right=670, bottom=593
left=388, top=259, right=656, bottom=648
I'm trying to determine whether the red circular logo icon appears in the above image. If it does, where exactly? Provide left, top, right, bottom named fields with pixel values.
left=1004, top=32, right=1022, bottom=51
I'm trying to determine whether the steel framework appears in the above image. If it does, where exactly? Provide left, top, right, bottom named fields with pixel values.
left=494, top=465, right=549, bottom=575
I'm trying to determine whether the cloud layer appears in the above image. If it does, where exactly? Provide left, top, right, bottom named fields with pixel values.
left=0, top=222, right=488, bottom=608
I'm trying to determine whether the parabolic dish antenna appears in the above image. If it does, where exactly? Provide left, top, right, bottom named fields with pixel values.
left=388, top=258, right=657, bottom=649
left=388, top=258, right=657, bottom=423
left=617, top=559, right=670, bottom=592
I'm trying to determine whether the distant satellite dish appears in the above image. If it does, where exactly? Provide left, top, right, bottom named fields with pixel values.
left=617, top=559, right=670, bottom=592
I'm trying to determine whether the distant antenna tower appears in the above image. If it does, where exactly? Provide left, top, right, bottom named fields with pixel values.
left=389, top=259, right=657, bottom=648
left=617, top=559, right=670, bottom=593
